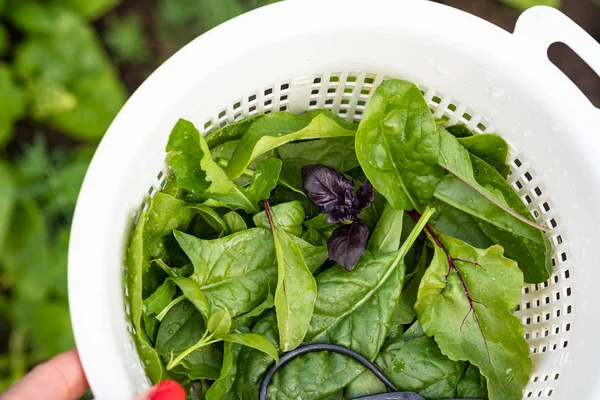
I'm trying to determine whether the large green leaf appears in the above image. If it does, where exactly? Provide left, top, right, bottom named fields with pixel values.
left=141, top=193, right=195, bottom=297
left=167, top=119, right=234, bottom=195
left=390, top=246, right=428, bottom=330
left=235, top=313, right=280, bottom=399
left=222, top=333, right=279, bottom=363
left=434, top=129, right=551, bottom=282
left=155, top=300, right=205, bottom=355
left=223, top=211, right=248, bottom=233
left=143, top=280, right=176, bottom=316
left=266, top=201, right=317, bottom=352
left=429, top=201, right=493, bottom=250
left=226, top=112, right=356, bottom=179
left=127, top=216, right=168, bottom=383
left=125, top=193, right=195, bottom=382
left=356, top=79, right=444, bottom=211
left=471, top=156, right=552, bottom=283
left=206, top=341, right=242, bottom=400
left=174, top=229, right=275, bottom=317
left=416, top=232, right=531, bottom=400
left=376, top=334, right=467, bottom=399
left=260, top=210, right=433, bottom=400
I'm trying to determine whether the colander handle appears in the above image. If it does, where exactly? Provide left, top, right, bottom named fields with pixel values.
left=514, top=6, right=600, bottom=104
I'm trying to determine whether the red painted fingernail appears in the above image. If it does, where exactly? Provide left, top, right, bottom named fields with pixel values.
left=149, top=380, right=186, bottom=400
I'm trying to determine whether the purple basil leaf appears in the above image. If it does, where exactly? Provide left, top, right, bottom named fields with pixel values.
left=356, top=180, right=374, bottom=211
left=327, top=221, right=368, bottom=271
left=302, top=164, right=359, bottom=220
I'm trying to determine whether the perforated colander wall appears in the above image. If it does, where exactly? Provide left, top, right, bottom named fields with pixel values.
left=126, top=72, right=574, bottom=398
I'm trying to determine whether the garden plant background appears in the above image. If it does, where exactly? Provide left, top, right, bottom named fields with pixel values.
left=0, top=0, right=598, bottom=393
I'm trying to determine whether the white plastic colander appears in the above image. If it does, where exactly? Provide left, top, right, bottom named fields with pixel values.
left=68, top=0, right=600, bottom=399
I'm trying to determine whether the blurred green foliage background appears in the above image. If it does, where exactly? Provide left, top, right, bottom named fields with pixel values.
left=0, top=0, right=596, bottom=393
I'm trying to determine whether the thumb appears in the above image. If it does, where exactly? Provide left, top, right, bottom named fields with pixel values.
left=135, top=380, right=186, bottom=400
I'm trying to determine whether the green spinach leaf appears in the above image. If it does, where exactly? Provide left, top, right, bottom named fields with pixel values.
left=264, top=200, right=317, bottom=352
left=367, top=203, right=403, bottom=252
left=227, top=112, right=356, bottom=179
left=143, top=280, right=176, bottom=316
left=155, top=300, right=205, bottom=355
left=291, top=235, right=328, bottom=273
left=416, top=231, right=532, bottom=400
left=206, top=114, right=265, bottom=149
left=376, top=335, right=467, bottom=399
left=445, top=124, right=473, bottom=138
left=140, top=193, right=195, bottom=297
left=170, top=344, right=223, bottom=381
left=457, top=364, right=488, bottom=398
left=223, top=211, right=248, bottom=233
left=127, top=216, right=167, bottom=382
left=169, top=277, right=211, bottom=319
left=345, top=371, right=386, bottom=399
left=457, top=134, right=509, bottom=178
left=235, top=313, right=280, bottom=399
left=253, top=200, right=304, bottom=237
left=355, top=79, right=444, bottom=211
left=470, top=156, right=552, bottom=284
left=203, top=158, right=282, bottom=214
left=429, top=201, right=493, bottom=250
left=174, top=229, right=275, bottom=317
left=205, top=341, right=243, bottom=400
left=126, top=192, right=195, bottom=382
left=234, top=292, right=275, bottom=330
left=168, top=308, right=277, bottom=373
left=222, top=333, right=279, bottom=364
left=167, top=119, right=234, bottom=195
left=207, top=309, right=232, bottom=339
left=390, top=246, right=428, bottom=330
left=190, top=205, right=227, bottom=236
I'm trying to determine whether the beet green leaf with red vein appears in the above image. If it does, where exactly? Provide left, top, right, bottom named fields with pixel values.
left=415, top=222, right=531, bottom=400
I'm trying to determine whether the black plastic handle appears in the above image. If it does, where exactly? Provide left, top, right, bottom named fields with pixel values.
left=258, top=343, right=485, bottom=400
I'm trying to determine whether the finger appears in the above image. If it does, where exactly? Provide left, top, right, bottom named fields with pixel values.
left=135, top=380, right=186, bottom=400
left=0, top=348, right=88, bottom=400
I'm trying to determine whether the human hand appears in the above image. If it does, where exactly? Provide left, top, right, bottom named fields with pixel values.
left=0, top=348, right=185, bottom=400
